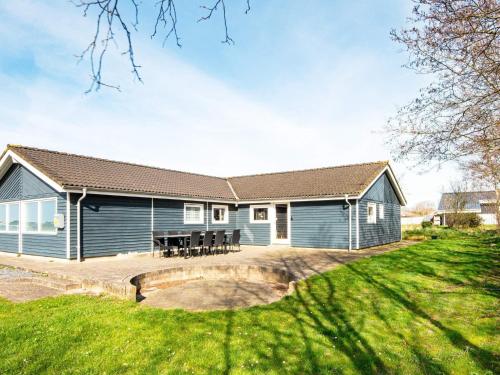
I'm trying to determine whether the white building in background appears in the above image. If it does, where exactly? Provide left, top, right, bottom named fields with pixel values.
left=436, top=191, right=498, bottom=225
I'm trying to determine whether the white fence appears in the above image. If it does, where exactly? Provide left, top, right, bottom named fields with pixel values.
left=401, top=216, right=427, bottom=225
left=479, top=214, right=497, bottom=225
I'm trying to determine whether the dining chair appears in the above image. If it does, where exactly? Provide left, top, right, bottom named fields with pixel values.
left=213, top=230, right=226, bottom=254
left=201, top=231, right=214, bottom=255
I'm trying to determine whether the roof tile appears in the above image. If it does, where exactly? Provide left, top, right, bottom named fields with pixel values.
left=6, top=145, right=391, bottom=202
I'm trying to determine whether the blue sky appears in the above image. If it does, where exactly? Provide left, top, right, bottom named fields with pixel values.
left=0, top=1, right=461, bottom=207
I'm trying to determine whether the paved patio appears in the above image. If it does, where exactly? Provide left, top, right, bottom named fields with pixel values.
left=0, top=241, right=413, bottom=307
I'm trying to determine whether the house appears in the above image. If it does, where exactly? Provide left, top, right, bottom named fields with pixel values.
left=0, top=145, right=406, bottom=260
left=436, top=191, right=498, bottom=225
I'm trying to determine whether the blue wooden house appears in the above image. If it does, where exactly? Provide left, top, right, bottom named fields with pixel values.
left=0, top=145, right=406, bottom=260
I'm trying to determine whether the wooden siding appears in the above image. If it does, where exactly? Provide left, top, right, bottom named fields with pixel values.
left=236, top=205, right=271, bottom=246
left=0, top=164, right=22, bottom=201
left=153, top=200, right=237, bottom=232
left=0, top=233, right=18, bottom=253
left=358, top=172, right=401, bottom=248
left=0, top=165, right=67, bottom=258
left=81, top=195, right=151, bottom=257
left=291, top=200, right=356, bottom=249
left=69, top=193, right=79, bottom=259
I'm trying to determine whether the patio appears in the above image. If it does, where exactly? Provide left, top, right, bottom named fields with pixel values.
left=0, top=241, right=413, bottom=310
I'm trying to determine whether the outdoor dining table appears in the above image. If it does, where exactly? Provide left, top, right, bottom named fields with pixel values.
left=154, top=231, right=228, bottom=258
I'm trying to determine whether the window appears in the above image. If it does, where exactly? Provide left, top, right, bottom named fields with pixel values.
left=379, top=204, right=384, bottom=219
left=250, top=205, right=270, bottom=223
left=367, top=202, right=377, bottom=224
left=0, top=204, right=6, bottom=232
left=184, top=203, right=204, bottom=224
left=23, top=201, right=39, bottom=232
left=22, top=198, right=57, bottom=234
left=0, top=202, right=20, bottom=233
left=8, top=203, right=19, bottom=232
left=212, top=205, right=229, bottom=224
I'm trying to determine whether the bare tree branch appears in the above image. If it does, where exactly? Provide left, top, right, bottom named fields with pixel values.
left=74, top=0, right=252, bottom=91
left=386, top=0, right=500, bottom=165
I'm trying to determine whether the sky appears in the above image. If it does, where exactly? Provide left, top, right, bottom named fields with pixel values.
left=0, top=0, right=463, bottom=207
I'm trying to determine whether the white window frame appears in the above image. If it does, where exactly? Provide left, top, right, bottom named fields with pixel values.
left=379, top=203, right=384, bottom=219
left=367, top=202, right=377, bottom=224
left=0, top=202, right=20, bottom=234
left=184, top=203, right=204, bottom=224
left=21, top=197, right=58, bottom=235
left=212, top=204, right=229, bottom=224
left=250, top=205, right=270, bottom=223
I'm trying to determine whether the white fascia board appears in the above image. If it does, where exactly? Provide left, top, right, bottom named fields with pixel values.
left=357, top=165, right=407, bottom=206
left=0, top=152, right=15, bottom=182
left=238, top=196, right=357, bottom=204
left=63, top=188, right=236, bottom=204
left=1, top=150, right=64, bottom=192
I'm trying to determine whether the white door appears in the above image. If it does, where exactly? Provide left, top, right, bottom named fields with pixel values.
left=273, top=203, right=290, bottom=244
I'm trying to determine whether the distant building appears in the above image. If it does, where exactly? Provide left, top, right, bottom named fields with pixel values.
left=436, top=191, right=498, bottom=225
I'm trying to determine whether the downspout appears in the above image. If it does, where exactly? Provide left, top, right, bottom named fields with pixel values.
left=76, top=188, right=87, bottom=262
left=206, top=201, right=209, bottom=231
left=345, top=194, right=352, bottom=252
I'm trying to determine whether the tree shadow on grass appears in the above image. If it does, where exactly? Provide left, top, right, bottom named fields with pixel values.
left=341, top=258, right=498, bottom=372
left=246, top=238, right=498, bottom=374
left=140, top=237, right=498, bottom=374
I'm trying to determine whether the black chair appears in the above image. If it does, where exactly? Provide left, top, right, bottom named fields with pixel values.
left=201, top=231, right=214, bottom=255
left=185, top=231, right=202, bottom=258
left=228, top=229, right=241, bottom=252
left=213, top=230, right=226, bottom=254
left=152, top=231, right=165, bottom=257
left=152, top=231, right=177, bottom=257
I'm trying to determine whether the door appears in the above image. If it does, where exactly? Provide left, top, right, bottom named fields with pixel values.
left=275, top=204, right=288, bottom=242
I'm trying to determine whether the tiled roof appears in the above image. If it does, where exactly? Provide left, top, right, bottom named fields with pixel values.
left=438, top=191, right=497, bottom=211
left=227, top=162, right=389, bottom=200
left=5, top=145, right=392, bottom=202
left=7, top=145, right=235, bottom=200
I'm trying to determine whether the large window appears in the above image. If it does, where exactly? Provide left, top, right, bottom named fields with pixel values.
left=0, top=202, right=20, bottom=233
left=367, top=202, right=377, bottom=224
left=250, top=205, right=270, bottom=223
left=212, top=205, right=229, bottom=224
left=22, top=198, right=57, bottom=234
left=184, top=203, right=204, bottom=224
left=8, top=203, right=19, bottom=232
left=0, top=204, right=6, bottom=232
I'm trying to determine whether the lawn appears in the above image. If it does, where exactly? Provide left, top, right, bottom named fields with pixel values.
left=0, top=231, right=498, bottom=374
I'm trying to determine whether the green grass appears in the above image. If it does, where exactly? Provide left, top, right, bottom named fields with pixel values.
left=1, top=233, right=499, bottom=374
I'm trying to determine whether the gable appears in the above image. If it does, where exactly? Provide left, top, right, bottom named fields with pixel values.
left=0, top=164, right=59, bottom=200
left=361, top=172, right=401, bottom=204
left=0, top=164, right=22, bottom=200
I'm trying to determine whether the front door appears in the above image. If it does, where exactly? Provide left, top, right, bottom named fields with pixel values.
left=275, top=204, right=289, bottom=243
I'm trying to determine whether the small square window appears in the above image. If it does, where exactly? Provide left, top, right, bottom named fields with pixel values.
left=212, top=205, right=229, bottom=224
left=250, top=206, right=270, bottom=223
left=367, top=202, right=377, bottom=224
left=184, top=203, right=204, bottom=224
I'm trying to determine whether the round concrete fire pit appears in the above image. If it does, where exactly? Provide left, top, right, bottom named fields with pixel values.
left=130, top=264, right=296, bottom=311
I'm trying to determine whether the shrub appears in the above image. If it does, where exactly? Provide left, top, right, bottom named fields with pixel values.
left=421, top=221, right=433, bottom=228
left=446, top=213, right=483, bottom=228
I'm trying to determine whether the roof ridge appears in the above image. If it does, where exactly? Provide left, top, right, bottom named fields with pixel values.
left=227, top=160, right=389, bottom=179
left=8, top=144, right=227, bottom=181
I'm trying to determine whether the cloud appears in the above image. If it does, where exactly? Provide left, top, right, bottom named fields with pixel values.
left=0, top=0, right=461, bottom=206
